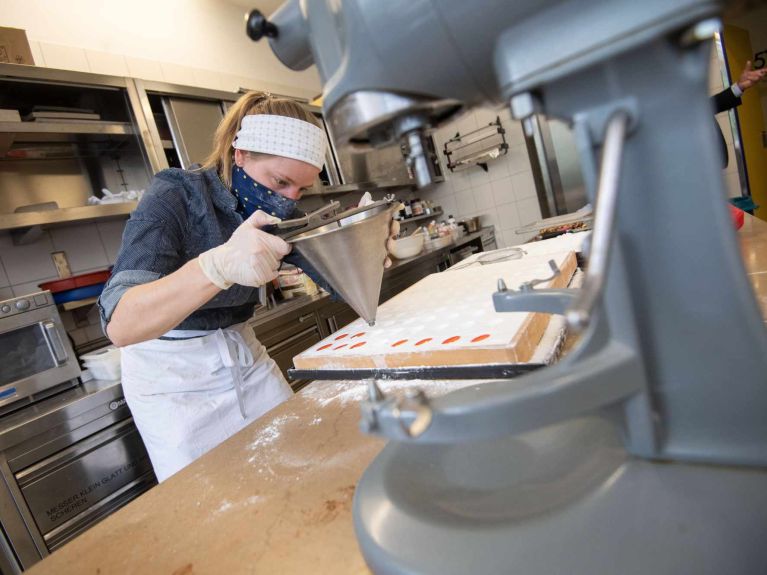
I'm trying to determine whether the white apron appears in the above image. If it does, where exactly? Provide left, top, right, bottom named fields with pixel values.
left=121, top=322, right=292, bottom=482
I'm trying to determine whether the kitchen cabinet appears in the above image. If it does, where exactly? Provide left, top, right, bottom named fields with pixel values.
left=0, top=380, right=155, bottom=571
left=0, top=65, right=154, bottom=241
left=141, top=81, right=347, bottom=191
left=317, top=300, right=359, bottom=338
left=161, top=97, right=225, bottom=168
left=131, top=79, right=238, bottom=172
left=0, top=65, right=424, bottom=243
left=251, top=300, right=326, bottom=392
left=380, top=252, right=447, bottom=302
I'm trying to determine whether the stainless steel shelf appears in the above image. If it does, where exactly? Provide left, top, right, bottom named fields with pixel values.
left=396, top=209, right=443, bottom=225
left=0, top=203, right=137, bottom=232
left=59, top=296, right=99, bottom=311
left=0, top=121, right=134, bottom=136
left=304, top=180, right=417, bottom=197
left=0, top=121, right=135, bottom=152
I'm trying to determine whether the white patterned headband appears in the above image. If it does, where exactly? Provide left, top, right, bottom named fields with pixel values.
left=233, top=114, right=326, bottom=169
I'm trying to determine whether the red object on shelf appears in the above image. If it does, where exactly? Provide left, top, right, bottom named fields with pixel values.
left=39, top=269, right=111, bottom=293
left=729, top=205, right=745, bottom=230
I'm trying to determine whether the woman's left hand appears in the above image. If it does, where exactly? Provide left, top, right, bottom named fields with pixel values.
left=384, top=218, right=401, bottom=268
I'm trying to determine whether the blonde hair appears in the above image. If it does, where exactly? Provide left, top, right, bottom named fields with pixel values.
left=202, top=91, right=320, bottom=188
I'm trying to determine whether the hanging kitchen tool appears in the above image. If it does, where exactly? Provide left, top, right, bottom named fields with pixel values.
left=443, top=116, right=508, bottom=172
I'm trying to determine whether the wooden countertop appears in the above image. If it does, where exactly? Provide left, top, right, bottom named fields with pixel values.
left=28, top=215, right=767, bottom=575
left=27, top=380, right=478, bottom=575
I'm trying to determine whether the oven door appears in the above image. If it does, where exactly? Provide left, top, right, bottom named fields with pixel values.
left=0, top=308, right=81, bottom=407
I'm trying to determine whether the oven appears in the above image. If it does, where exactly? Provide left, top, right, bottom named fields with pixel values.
left=0, top=381, right=156, bottom=572
left=0, top=292, right=80, bottom=411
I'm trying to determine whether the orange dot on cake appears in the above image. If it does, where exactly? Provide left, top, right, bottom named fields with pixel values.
left=392, top=339, right=408, bottom=347
left=350, top=342, right=366, bottom=349
left=335, top=334, right=348, bottom=340
left=415, top=338, right=432, bottom=346
left=471, top=334, right=490, bottom=342
left=442, top=336, right=460, bottom=344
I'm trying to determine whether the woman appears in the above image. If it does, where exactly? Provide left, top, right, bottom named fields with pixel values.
left=99, top=91, right=397, bottom=482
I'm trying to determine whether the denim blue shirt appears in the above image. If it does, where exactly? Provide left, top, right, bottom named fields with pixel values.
left=98, top=167, right=334, bottom=332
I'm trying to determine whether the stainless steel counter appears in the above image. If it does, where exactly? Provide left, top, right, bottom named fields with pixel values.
left=0, top=380, right=125, bottom=451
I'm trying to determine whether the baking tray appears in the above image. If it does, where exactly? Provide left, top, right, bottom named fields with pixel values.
left=39, top=269, right=111, bottom=293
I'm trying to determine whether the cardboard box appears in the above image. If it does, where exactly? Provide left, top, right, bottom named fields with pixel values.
left=0, top=27, right=35, bottom=66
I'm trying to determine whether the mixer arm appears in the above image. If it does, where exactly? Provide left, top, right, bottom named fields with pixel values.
left=359, top=334, right=645, bottom=444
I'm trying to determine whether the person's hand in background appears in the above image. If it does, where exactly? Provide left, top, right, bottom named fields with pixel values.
left=737, top=61, right=767, bottom=92
left=384, top=217, right=401, bottom=269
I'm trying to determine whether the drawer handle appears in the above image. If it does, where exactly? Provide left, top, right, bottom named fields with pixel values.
left=42, top=321, right=68, bottom=365
left=268, top=326, right=320, bottom=353
left=298, top=313, right=314, bottom=323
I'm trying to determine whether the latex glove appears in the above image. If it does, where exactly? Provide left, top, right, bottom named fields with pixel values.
left=384, top=216, right=401, bottom=269
left=198, top=210, right=291, bottom=289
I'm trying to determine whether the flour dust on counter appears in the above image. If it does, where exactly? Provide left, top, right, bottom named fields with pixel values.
left=212, top=495, right=263, bottom=517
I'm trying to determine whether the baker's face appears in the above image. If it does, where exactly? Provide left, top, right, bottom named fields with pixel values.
left=234, top=149, right=319, bottom=201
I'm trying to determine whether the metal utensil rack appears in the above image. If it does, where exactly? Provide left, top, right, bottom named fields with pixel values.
left=443, top=116, right=508, bottom=172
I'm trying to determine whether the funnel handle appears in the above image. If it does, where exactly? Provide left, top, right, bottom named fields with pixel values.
left=276, top=201, right=341, bottom=230
left=263, top=201, right=342, bottom=239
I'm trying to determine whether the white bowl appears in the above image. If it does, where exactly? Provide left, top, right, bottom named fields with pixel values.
left=390, top=233, right=426, bottom=259
left=81, top=346, right=122, bottom=381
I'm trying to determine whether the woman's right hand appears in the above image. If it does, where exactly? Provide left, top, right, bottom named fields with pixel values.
left=198, top=210, right=291, bottom=289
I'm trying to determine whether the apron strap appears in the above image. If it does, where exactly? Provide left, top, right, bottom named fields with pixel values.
left=214, top=328, right=255, bottom=419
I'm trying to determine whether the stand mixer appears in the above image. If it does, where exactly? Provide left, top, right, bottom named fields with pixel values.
left=249, top=1, right=767, bottom=572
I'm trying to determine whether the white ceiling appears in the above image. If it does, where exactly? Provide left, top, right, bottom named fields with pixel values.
left=223, top=0, right=285, bottom=17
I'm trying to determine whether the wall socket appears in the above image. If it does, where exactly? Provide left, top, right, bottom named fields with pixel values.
left=50, top=251, right=72, bottom=278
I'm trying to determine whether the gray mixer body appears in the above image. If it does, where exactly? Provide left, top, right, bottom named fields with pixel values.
left=255, top=0, right=767, bottom=572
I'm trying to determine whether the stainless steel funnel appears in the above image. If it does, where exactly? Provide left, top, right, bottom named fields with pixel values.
left=287, top=200, right=397, bottom=325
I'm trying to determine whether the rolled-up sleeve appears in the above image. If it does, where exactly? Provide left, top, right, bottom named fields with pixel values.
left=98, top=188, right=186, bottom=330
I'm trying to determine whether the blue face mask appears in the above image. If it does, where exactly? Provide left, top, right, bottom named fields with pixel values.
left=230, top=165, right=297, bottom=221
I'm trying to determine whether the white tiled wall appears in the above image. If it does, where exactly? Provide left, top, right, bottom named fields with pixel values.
left=0, top=222, right=126, bottom=345
left=420, top=106, right=542, bottom=248
left=4, top=2, right=320, bottom=99
left=417, top=48, right=742, bottom=249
